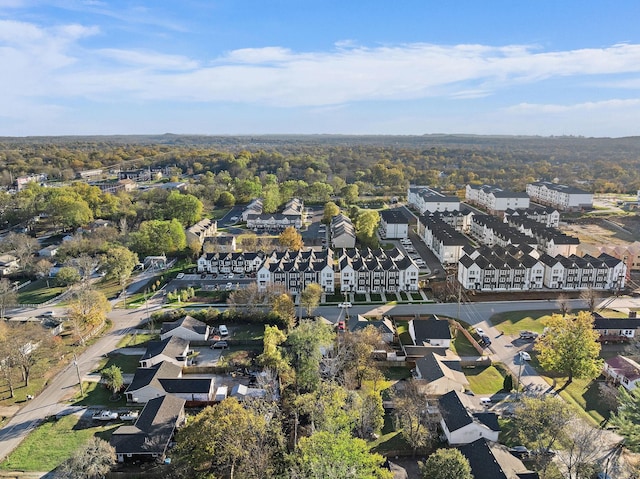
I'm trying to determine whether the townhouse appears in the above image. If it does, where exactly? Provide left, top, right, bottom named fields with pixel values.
left=257, top=248, right=335, bottom=293
left=504, top=206, right=560, bottom=228
left=407, top=185, right=460, bottom=214
left=197, top=251, right=265, bottom=275
left=419, top=215, right=470, bottom=265
left=465, top=184, right=530, bottom=215
left=378, top=209, right=409, bottom=239
left=526, top=181, right=593, bottom=211
left=540, top=252, right=626, bottom=291
left=506, top=216, right=579, bottom=256
left=330, top=213, right=356, bottom=249
left=185, top=218, right=218, bottom=246
left=469, top=215, right=538, bottom=250
left=244, top=197, right=304, bottom=231
left=338, top=247, right=419, bottom=293
left=241, top=198, right=263, bottom=221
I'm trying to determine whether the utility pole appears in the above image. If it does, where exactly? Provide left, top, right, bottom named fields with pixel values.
left=516, top=357, right=524, bottom=400
left=73, top=353, right=84, bottom=397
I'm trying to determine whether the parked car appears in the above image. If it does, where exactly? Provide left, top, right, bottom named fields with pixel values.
left=336, top=320, right=346, bottom=331
left=225, top=282, right=233, bottom=291
left=519, top=351, right=532, bottom=361
left=338, top=302, right=353, bottom=308
left=475, top=327, right=485, bottom=336
left=519, top=330, right=539, bottom=340
left=92, top=410, right=118, bottom=421
left=176, top=273, right=185, bottom=279
left=218, top=324, right=229, bottom=336
left=230, top=216, right=239, bottom=222
left=480, top=335, right=492, bottom=346
left=508, top=445, right=530, bottom=458
left=211, top=341, right=228, bottom=349
left=119, top=411, right=139, bottom=421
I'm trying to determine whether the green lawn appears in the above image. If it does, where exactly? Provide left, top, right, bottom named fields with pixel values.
left=115, top=332, right=157, bottom=349
left=538, top=375, right=610, bottom=425
left=370, top=293, right=382, bottom=302
left=379, top=365, right=412, bottom=381
left=227, top=323, right=265, bottom=341
left=17, top=279, right=66, bottom=305
left=72, top=381, right=127, bottom=408
left=465, top=365, right=507, bottom=395
left=369, top=413, right=413, bottom=455
left=0, top=414, right=119, bottom=472
left=451, top=332, right=479, bottom=357
left=93, top=353, right=142, bottom=375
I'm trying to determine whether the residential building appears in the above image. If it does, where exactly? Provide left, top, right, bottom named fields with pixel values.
left=197, top=251, right=264, bottom=275
left=118, top=169, right=152, bottom=182
left=246, top=213, right=302, bottom=231
left=408, top=315, right=452, bottom=348
left=578, top=241, right=640, bottom=273
left=408, top=185, right=460, bottom=213
left=16, top=174, right=47, bottom=190
left=139, top=336, right=190, bottom=368
left=429, top=209, right=474, bottom=234
left=281, top=197, right=304, bottom=217
left=185, top=218, right=218, bottom=246
left=593, top=315, right=640, bottom=343
left=414, top=351, right=469, bottom=396
left=540, top=253, right=626, bottom=291
left=338, top=247, right=419, bottom=293
left=470, top=215, right=538, bottom=250
left=439, top=391, right=500, bottom=445
left=0, top=254, right=19, bottom=275
left=506, top=216, right=579, bottom=256
left=111, top=394, right=186, bottom=463
left=241, top=198, right=263, bottom=221
left=420, top=216, right=470, bottom=264
left=379, top=209, right=409, bottom=239
left=257, top=248, right=335, bottom=293
left=458, top=439, right=539, bottom=479
left=465, top=185, right=530, bottom=215
left=230, top=384, right=267, bottom=401
left=330, top=214, right=356, bottom=249
left=38, top=245, right=59, bottom=258
left=526, top=181, right=593, bottom=211
left=348, top=315, right=395, bottom=343
left=504, top=206, right=560, bottom=228
left=604, top=355, right=640, bottom=391
left=203, top=235, right=237, bottom=253
left=160, top=315, right=211, bottom=342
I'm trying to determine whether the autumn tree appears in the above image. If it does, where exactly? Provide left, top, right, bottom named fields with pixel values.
left=257, top=325, right=291, bottom=379
left=354, top=209, right=380, bottom=248
left=393, top=379, right=434, bottom=455
left=0, top=322, right=17, bottom=398
left=100, top=245, right=138, bottom=296
left=53, top=437, right=115, bottom=479
left=278, top=226, right=303, bottom=251
left=557, top=420, right=606, bottom=479
left=56, top=266, right=81, bottom=286
left=12, top=322, right=54, bottom=386
left=0, top=232, right=39, bottom=270
left=322, top=201, right=340, bottom=224
left=299, top=282, right=323, bottom=317
left=341, top=184, right=359, bottom=204
left=270, top=293, right=296, bottom=331
left=534, top=311, right=602, bottom=384
left=67, top=289, right=112, bottom=344
left=557, top=293, right=572, bottom=317
left=419, top=448, right=473, bottom=479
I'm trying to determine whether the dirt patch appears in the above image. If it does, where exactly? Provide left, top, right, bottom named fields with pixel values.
left=561, top=217, right=638, bottom=246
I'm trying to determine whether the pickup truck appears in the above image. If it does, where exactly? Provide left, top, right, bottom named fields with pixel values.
left=92, top=410, right=118, bottom=421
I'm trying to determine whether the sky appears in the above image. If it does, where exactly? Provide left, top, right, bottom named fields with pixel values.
left=2, top=1, right=640, bottom=137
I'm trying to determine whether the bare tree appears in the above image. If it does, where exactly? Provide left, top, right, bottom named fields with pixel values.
left=557, top=293, right=572, bottom=317
left=393, top=379, right=435, bottom=455
left=580, top=288, right=600, bottom=313
left=0, top=279, right=17, bottom=319
left=558, top=419, right=606, bottom=479
left=11, top=322, right=53, bottom=386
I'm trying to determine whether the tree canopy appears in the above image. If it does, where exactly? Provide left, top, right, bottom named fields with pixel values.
left=419, top=448, right=473, bottom=479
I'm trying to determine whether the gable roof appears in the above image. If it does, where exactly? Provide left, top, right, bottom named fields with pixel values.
left=110, top=394, right=185, bottom=456
left=458, top=439, right=509, bottom=479
left=140, top=336, right=189, bottom=362
left=348, top=315, right=394, bottom=336
left=126, top=361, right=182, bottom=394
left=160, top=315, right=209, bottom=336
left=605, top=355, right=640, bottom=381
left=593, top=317, right=640, bottom=331
left=438, top=390, right=473, bottom=432
left=411, top=315, right=451, bottom=341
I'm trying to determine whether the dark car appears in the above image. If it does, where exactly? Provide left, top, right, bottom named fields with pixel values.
left=211, top=341, right=228, bottom=349
left=480, top=335, right=492, bottom=346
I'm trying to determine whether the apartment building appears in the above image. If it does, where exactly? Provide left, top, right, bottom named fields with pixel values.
left=331, top=214, right=356, bottom=249
left=257, top=249, right=335, bottom=293
left=197, top=251, right=265, bottom=275
left=465, top=184, right=530, bottom=215
left=407, top=185, right=460, bottom=214
left=419, top=216, right=470, bottom=265
left=338, top=247, right=419, bottom=293
left=526, top=181, right=593, bottom=211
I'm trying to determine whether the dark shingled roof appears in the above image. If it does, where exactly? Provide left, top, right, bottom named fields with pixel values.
left=438, top=390, right=472, bottom=433
left=411, top=315, right=451, bottom=342
left=458, top=439, right=509, bottom=479
left=472, top=412, right=501, bottom=432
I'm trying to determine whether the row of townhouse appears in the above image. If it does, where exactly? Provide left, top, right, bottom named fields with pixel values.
left=469, top=215, right=538, bottom=250
left=507, top=216, right=580, bottom=256
left=244, top=198, right=304, bottom=231
left=330, top=213, right=356, bottom=249
left=458, top=245, right=626, bottom=291
left=378, top=209, right=409, bottom=239
left=526, top=181, right=593, bottom=211
left=257, top=249, right=334, bottom=293
left=339, top=247, right=419, bottom=293
left=503, top=206, right=560, bottom=228
left=407, top=185, right=460, bottom=214
left=419, top=216, right=470, bottom=265
left=185, top=218, right=217, bottom=246
left=464, top=184, right=530, bottom=215
left=197, top=251, right=265, bottom=274
left=241, top=198, right=263, bottom=221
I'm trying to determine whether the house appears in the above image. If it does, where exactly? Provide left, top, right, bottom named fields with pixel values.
left=458, top=438, right=539, bottom=479
left=408, top=315, right=452, bottom=348
left=407, top=185, right=460, bottom=213
left=197, top=251, right=264, bottom=275
left=465, top=185, right=530, bottom=215
left=604, top=355, right=640, bottom=391
left=185, top=218, right=218, bottom=246
left=540, top=253, right=626, bottom=291
left=379, top=209, right=409, bottom=239
left=242, top=198, right=263, bottom=221
left=331, top=214, right=356, bottom=249
left=281, top=197, right=304, bottom=217
left=0, top=255, right=19, bottom=276
left=125, top=362, right=183, bottom=403
left=526, top=181, right=593, bottom=211
left=139, top=336, right=190, bottom=368
left=439, top=391, right=500, bottom=445
left=414, top=351, right=469, bottom=396
left=38, top=245, right=59, bottom=258
left=504, top=206, right=560, bottom=228
left=348, top=315, right=395, bottom=343
left=160, top=315, right=211, bottom=342
left=593, top=316, right=640, bottom=342
left=203, top=235, right=237, bottom=253
left=338, top=247, right=419, bottom=293
left=110, top=394, right=186, bottom=463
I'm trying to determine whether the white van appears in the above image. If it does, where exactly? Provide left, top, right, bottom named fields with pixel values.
left=218, top=325, right=229, bottom=336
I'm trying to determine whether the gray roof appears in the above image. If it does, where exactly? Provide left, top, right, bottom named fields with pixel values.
left=411, top=315, right=451, bottom=342
left=140, top=336, right=189, bottom=362
left=439, top=390, right=472, bottom=432
left=458, top=439, right=509, bottom=479
left=126, top=361, right=182, bottom=393
left=380, top=209, right=408, bottom=224
left=161, top=315, right=208, bottom=336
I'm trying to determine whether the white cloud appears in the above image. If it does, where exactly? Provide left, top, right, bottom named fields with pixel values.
left=98, top=49, right=199, bottom=70
left=507, top=98, right=640, bottom=114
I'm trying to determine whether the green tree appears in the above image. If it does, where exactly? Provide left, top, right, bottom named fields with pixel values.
left=257, top=325, right=291, bottom=378
left=67, top=289, right=112, bottom=344
left=270, top=293, right=296, bottom=331
left=262, top=184, right=281, bottom=213
left=100, top=365, right=123, bottom=400
left=534, top=311, right=602, bottom=384
left=286, top=319, right=334, bottom=393
left=322, top=201, right=340, bottom=224
left=53, top=437, right=116, bottom=479
left=217, top=191, right=236, bottom=207
left=299, top=282, right=323, bottom=316
left=128, top=219, right=186, bottom=257
left=354, top=209, right=380, bottom=248
left=290, top=431, right=392, bottom=479
left=47, top=190, right=94, bottom=230
left=171, top=398, right=283, bottom=479
left=503, top=374, right=514, bottom=392
left=165, top=191, right=203, bottom=226
left=419, top=448, right=473, bottom=479
left=101, top=245, right=138, bottom=295
left=611, top=385, right=640, bottom=452
left=341, top=184, right=359, bottom=204
left=56, top=266, right=81, bottom=286
left=278, top=226, right=303, bottom=251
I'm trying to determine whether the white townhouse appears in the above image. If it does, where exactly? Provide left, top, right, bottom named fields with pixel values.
left=540, top=252, right=626, bottom=291
left=246, top=213, right=302, bottom=231
left=407, top=185, right=460, bottom=214
left=241, top=198, right=263, bottom=221
left=504, top=206, right=560, bottom=228
left=526, top=181, right=593, bottom=211
left=465, top=184, right=530, bottom=215
left=429, top=209, right=474, bottom=234
left=420, top=216, right=469, bottom=265
left=507, top=216, right=580, bottom=257
left=338, top=247, right=419, bottom=293
left=185, top=218, right=217, bottom=246
left=197, top=251, right=265, bottom=274
left=257, top=248, right=335, bottom=293
left=379, top=209, right=409, bottom=239
left=281, top=197, right=304, bottom=217
left=331, top=214, right=356, bottom=249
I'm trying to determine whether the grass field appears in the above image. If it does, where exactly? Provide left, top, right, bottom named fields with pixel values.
left=451, top=332, right=479, bottom=357
left=93, top=353, right=142, bottom=375
left=0, top=414, right=119, bottom=472
left=491, top=309, right=630, bottom=336
left=115, top=332, right=157, bottom=349
left=465, top=365, right=507, bottom=395
left=72, top=381, right=127, bottom=408
left=538, top=374, right=611, bottom=425
left=17, top=279, right=66, bottom=304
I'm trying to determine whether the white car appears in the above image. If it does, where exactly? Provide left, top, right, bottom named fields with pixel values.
left=176, top=273, right=185, bottom=279
left=218, top=324, right=229, bottom=336
left=338, top=302, right=353, bottom=308
left=230, top=216, right=239, bottom=222
left=119, top=411, right=139, bottom=421
left=519, top=351, right=531, bottom=361
left=475, top=327, right=485, bottom=336
left=92, top=410, right=118, bottom=421
left=225, top=282, right=233, bottom=291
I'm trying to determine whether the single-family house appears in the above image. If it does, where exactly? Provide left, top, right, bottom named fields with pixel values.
left=408, top=315, right=452, bottom=348
left=439, top=391, right=500, bottom=445
left=593, top=316, right=640, bottom=343
left=125, top=362, right=183, bottom=403
left=348, top=315, right=395, bottom=343
left=110, top=394, right=186, bottom=463
left=458, top=438, right=539, bottom=479
left=139, top=336, right=190, bottom=368
left=604, top=355, right=640, bottom=391
left=160, top=315, right=211, bottom=342
left=38, top=245, right=59, bottom=258
left=414, top=352, right=469, bottom=396
left=0, top=254, right=19, bottom=275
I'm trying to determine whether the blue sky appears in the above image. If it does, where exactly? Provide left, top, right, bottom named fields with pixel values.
left=2, top=0, right=640, bottom=137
